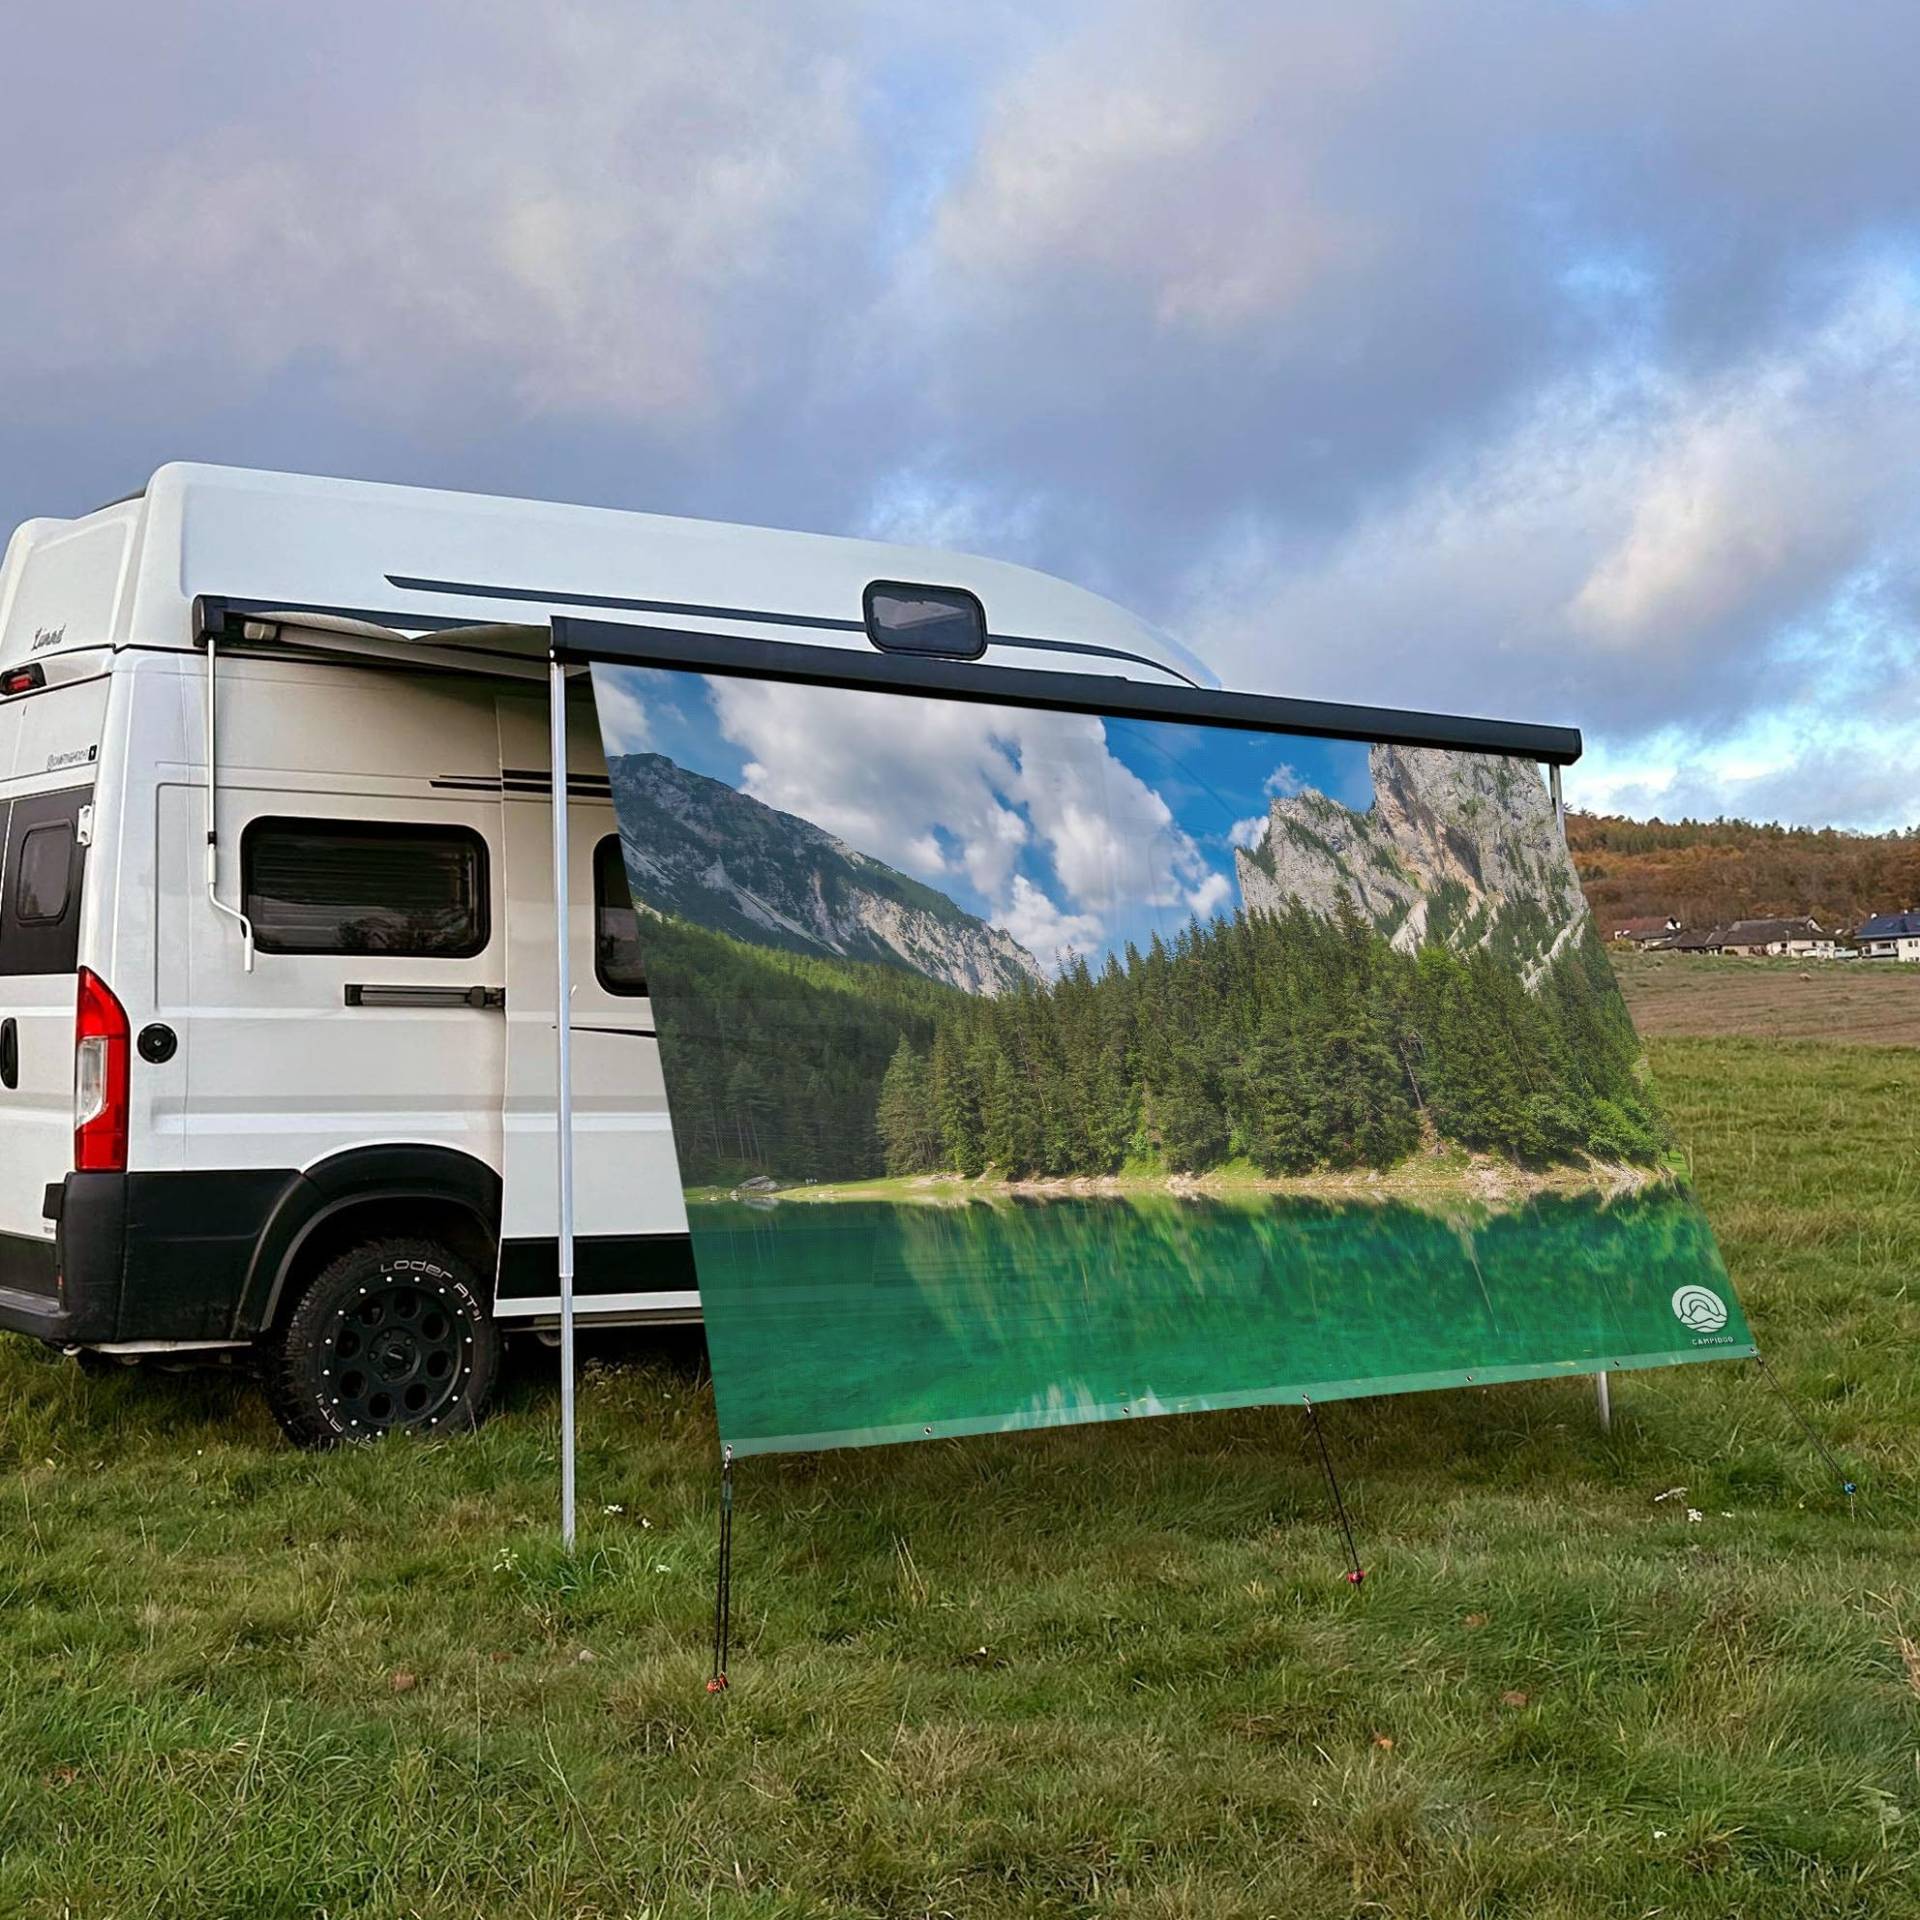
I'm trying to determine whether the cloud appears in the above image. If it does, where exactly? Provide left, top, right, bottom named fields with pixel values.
left=1228, top=815, right=1268, bottom=851
left=1182, top=266, right=1920, bottom=813
left=1262, top=765, right=1304, bottom=798
left=998, top=874, right=1106, bottom=971
left=591, top=675, right=654, bottom=755
left=4, top=2, right=1920, bottom=829
left=706, top=675, right=1031, bottom=897
left=702, top=677, right=1228, bottom=968
left=0, top=3, right=881, bottom=428
left=1186, top=871, right=1232, bottom=918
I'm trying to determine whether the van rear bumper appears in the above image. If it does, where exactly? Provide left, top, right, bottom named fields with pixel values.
left=0, top=1170, right=294, bottom=1346
left=0, top=1229, right=84, bottom=1339
left=0, top=1178, right=128, bottom=1344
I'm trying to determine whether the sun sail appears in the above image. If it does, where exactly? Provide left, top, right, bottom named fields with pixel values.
left=588, top=653, right=1751, bottom=1456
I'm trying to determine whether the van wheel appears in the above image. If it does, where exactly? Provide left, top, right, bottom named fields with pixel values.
left=264, top=1237, right=499, bottom=1447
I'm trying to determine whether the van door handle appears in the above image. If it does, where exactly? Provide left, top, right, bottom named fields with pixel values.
left=343, top=984, right=506, bottom=1009
left=0, top=1019, right=16, bottom=1091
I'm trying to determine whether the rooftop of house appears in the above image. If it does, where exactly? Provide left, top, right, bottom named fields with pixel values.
left=1857, top=910, right=1920, bottom=940
left=1718, top=917, right=1827, bottom=943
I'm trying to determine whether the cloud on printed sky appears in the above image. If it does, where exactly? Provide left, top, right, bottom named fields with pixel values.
left=701, top=677, right=1230, bottom=971
left=4, top=2, right=1920, bottom=827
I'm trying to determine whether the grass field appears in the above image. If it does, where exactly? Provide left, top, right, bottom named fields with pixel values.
left=3, top=1030, right=1919, bottom=1916
left=1614, top=948, right=1920, bottom=1047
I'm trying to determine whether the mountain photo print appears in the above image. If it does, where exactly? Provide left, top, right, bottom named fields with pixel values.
left=590, top=665, right=1752, bottom=1455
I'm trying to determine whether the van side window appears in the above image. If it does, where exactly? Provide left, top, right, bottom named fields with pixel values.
left=15, top=823, right=74, bottom=923
left=593, top=835, right=648, bottom=995
left=242, top=818, right=489, bottom=958
left=0, top=788, right=88, bottom=975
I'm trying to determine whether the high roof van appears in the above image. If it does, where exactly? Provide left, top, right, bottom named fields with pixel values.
left=0, top=464, right=1211, bottom=1441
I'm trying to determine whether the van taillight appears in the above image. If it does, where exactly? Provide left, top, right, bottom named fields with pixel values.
left=74, top=968, right=129, bottom=1173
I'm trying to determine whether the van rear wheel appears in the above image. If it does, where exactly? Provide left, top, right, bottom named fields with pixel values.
left=264, top=1237, right=499, bottom=1447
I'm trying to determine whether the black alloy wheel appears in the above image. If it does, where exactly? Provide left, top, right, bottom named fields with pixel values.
left=264, top=1236, right=499, bottom=1447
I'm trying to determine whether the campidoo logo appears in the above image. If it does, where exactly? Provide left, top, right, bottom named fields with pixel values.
left=1671, top=1284, right=1729, bottom=1334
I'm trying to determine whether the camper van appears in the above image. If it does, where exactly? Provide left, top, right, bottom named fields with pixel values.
left=0, top=464, right=1212, bottom=1442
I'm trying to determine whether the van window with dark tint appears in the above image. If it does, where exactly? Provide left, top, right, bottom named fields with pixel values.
left=15, top=823, right=74, bottom=923
left=243, top=818, right=489, bottom=957
left=594, top=835, right=648, bottom=995
left=0, top=788, right=88, bottom=975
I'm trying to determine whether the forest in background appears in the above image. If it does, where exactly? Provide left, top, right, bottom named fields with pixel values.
left=639, top=901, right=1666, bottom=1190
left=1569, top=811, right=1920, bottom=928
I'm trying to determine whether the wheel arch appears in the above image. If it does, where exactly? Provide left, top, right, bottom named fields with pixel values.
left=237, top=1146, right=502, bottom=1336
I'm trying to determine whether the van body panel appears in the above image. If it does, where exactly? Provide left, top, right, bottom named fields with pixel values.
left=495, top=690, right=688, bottom=1314
left=170, top=656, right=508, bottom=1180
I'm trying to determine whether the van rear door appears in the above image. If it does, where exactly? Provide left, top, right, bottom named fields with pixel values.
left=0, top=783, right=91, bottom=1305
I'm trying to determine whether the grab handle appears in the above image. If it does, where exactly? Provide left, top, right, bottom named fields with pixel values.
left=0, top=1018, right=16, bottom=1091
left=343, top=984, right=505, bottom=1010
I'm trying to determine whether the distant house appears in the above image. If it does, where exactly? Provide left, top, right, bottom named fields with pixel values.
left=1715, top=916, right=1838, bottom=958
left=1610, top=915, right=1680, bottom=945
left=1856, top=910, right=1920, bottom=963
left=1656, top=926, right=1725, bottom=954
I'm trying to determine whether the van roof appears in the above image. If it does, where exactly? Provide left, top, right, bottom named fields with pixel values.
left=0, top=462, right=1213, bottom=687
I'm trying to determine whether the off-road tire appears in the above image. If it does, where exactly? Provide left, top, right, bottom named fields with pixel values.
left=264, top=1236, right=499, bottom=1447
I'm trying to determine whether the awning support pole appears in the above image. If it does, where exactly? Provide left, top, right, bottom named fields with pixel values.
left=1550, top=762, right=1610, bottom=1436
left=550, top=655, right=578, bottom=1551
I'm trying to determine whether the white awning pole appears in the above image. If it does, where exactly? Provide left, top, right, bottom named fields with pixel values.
left=1551, top=762, right=1611, bottom=1435
left=550, top=656, right=578, bottom=1549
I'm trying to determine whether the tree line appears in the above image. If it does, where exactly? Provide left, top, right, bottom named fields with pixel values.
left=637, top=894, right=1667, bottom=1189
left=877, top=899, right=1663, bottom=1182
left=1568, top=810, right=1920, bottom=930
left=635, top=912, right=951, bottom=1186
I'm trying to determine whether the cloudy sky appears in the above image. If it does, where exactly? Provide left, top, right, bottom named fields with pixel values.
left=6, top=3, right=1917, bottom=829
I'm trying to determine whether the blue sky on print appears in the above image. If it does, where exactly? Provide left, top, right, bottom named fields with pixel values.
left=594, top=666, right=1373, bottom=973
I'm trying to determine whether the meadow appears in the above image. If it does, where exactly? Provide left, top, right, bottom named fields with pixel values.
left=2, top=1012, right=1917, bottom=1915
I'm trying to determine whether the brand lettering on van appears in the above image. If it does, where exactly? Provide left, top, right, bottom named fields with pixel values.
left=30, top=625, right=66, bottom=651
left=46, top=746, right=97, bottom=770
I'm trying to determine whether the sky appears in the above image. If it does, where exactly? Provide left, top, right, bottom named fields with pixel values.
left=596, top=664, right=1372, bottom=973
left=4, top=3, right=1918, bottom=831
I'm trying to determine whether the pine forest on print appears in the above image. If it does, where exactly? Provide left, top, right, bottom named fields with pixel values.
left=590, top=664, right=1752, bottom=1456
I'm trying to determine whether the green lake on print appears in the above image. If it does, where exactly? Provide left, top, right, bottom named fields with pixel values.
left=692, top=1186, right=1754, bottom=1456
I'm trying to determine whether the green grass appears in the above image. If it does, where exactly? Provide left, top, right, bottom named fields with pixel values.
left=3, top=1035, right=1918, bottom=1916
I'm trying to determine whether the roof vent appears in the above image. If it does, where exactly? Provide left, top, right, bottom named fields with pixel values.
left=862, top=581, right=987, bottom=661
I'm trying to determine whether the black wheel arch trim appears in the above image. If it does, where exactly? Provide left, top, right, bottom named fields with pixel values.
left=239, top=1145, right=502, bottom=1336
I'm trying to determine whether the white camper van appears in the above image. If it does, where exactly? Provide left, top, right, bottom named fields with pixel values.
left=0, top=464, right=1212, bottom=1442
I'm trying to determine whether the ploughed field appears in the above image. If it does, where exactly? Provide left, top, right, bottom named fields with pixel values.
left=3, top=1030, right=1918, bottom=1917
left=1615, top=947, right=1920, bottom=1047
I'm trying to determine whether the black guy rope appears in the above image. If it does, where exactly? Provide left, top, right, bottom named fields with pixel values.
left=1753, top=1354, right=1858, bottom=1514
left=708, top=1444, right=734, bottom=1693
left=1303, top=1396, right=1366, bottom=1585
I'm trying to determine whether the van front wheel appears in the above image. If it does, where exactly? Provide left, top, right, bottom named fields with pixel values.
left=264, top=1237, right=500, bottom=1447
